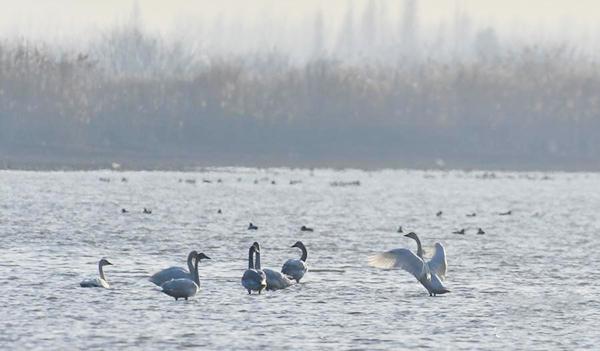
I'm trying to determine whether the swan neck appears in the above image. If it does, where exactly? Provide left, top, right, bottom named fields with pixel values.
left=255, top=250, right=262, bottom=270
left=187, top=252, right=195, bottom=273
left=298, top=243, right=308, bottom=262
left=98, top=262, right=107, bottom=281
left=413, top=236, right=423, bottom=259
left=192, top=256, right=200, bottom=285
left=248, top=247, right=255, bottom=269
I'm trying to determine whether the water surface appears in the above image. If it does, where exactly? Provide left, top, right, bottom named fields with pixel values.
left=0, top=168, right=598, bottom=350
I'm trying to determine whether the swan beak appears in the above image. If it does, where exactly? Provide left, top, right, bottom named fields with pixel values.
left=203, top=255, right=211, bottom=260
left=105, top=261, right=113, bottom=265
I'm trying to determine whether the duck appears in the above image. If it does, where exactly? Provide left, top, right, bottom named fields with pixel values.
left=499, top=210, right=512, bottom=216
left=452, top=229, right=465, bottom=235
left=149, top=251, right=198, bottom=286
left=143, top=208, right=152, bottom=214
left=253, top=242, right=292, bottom=291
left=80, top=258, right=113, bottom=288
left=121, top=208, right=128, bottom=213
left=161, top=252, right=210, bottom=300
left=466, top=212, right=476, bottom=217
left=281, top=241, right=308, bottom=283
left=396, top=226, right=404, bottom=233
left=369, top=232, right=449, bottom=296
left=241, top=243, right=267, bottom=294
left=477, top=228, right=485, bottom=235
left=248, top=222, right=258, bottom=230
left=300, top=225, right=314, bottom=232
left=436, top=211, right=443, bottom=217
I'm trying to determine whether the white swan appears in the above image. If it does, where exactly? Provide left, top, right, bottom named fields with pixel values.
left=241, top=243, right=267, bottom=294
left=404, top=232, right=447, bottom=280
left=368, top=232, right=449, bottom=296
left=281, top=241, right=308, bottom=283
left=80, top=258, right=113, bottom=288
left=252, top=242, right=293, bottom=291
left=149, top=250, right=197, bottom=286
left=161, top=252, right=210, bottom=300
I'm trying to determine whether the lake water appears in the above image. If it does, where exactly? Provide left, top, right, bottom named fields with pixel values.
left=0, top=168, right=598, bottom=350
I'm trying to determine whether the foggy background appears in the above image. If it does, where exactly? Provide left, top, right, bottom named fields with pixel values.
left=1, top=0, right=600, bottom=170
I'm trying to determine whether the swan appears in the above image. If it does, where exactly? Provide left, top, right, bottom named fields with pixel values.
left=241, top=243, right=267, bottom=294
left=281, top=241, right=308, bottom=283
left=252, top=242, right=293, bottom=291
left=149, top=251, right=198, bottom=286
left=80, top=258, right=113, bottom=288
left=368, top=232, right=449, bottom=296
left=161, top=252, right=210, bottom=300
left=404, top=232, right=446, bottom=280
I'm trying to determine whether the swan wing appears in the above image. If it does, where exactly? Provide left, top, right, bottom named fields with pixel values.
left=368, top=248, right=427, bottom=280
left=427, top=243, right=447, bottom=280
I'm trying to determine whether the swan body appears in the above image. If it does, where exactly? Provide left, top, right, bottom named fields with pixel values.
left=241, top=244, right=266, bottom=294
left=264, top=269, right=293, bottom=290
left=161, top=252, right=210, bottom=300
left=80, top=258, right=112, bottom=288
left=281, top=241, right=308, bottom=283
left=149, top=251, right=197, bottom=286
left=369, top=232, right=449, bottom=296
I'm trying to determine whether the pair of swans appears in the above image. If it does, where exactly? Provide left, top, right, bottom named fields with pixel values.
left=369, top=232, right=449, bottom=296
left=149, top=251, right=211, bottom=300
left=241, top=241, right=309, bottom=294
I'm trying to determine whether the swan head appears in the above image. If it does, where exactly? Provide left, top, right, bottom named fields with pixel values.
left=291, top=241, right=304, bottom=249
left=404, top=232, right=418, bottom=240
left=196, top=252, right=211, bottom=260
left=252, top=242, right=260, bottom=252
left=99, top=258, right=112, bottom=266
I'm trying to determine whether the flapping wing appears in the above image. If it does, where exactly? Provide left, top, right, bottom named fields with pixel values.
left=368, top=248, right=427, bottom=280
left=427, top=243, right=447, bottom=280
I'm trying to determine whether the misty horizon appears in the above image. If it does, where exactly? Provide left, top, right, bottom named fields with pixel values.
left=1, top=1, right=600, bottom=171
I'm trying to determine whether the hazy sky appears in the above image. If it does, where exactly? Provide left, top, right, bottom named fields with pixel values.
left=1, top=0, right=598, bottom=41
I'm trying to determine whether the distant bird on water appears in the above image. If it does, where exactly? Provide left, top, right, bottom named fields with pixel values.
left=477, top=228, right=485, bottom=235
left=499, top=210, right=512, bottom=216
left=397, top=226, right=404, bottom=233
left=248, top=222, right=258, bottom=230
left=121, top=208, right=128, bottom=213
left=217, top=209, right=222, bottom=214
left=143, top=208, right=152, bottom=214
left=300, top=225, right=314, bottom=232
left=466, top=213, right=476, bottom=217
left=452, top=229, right=465, bottom=235
left=436, top=211, right=443, bottom=217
